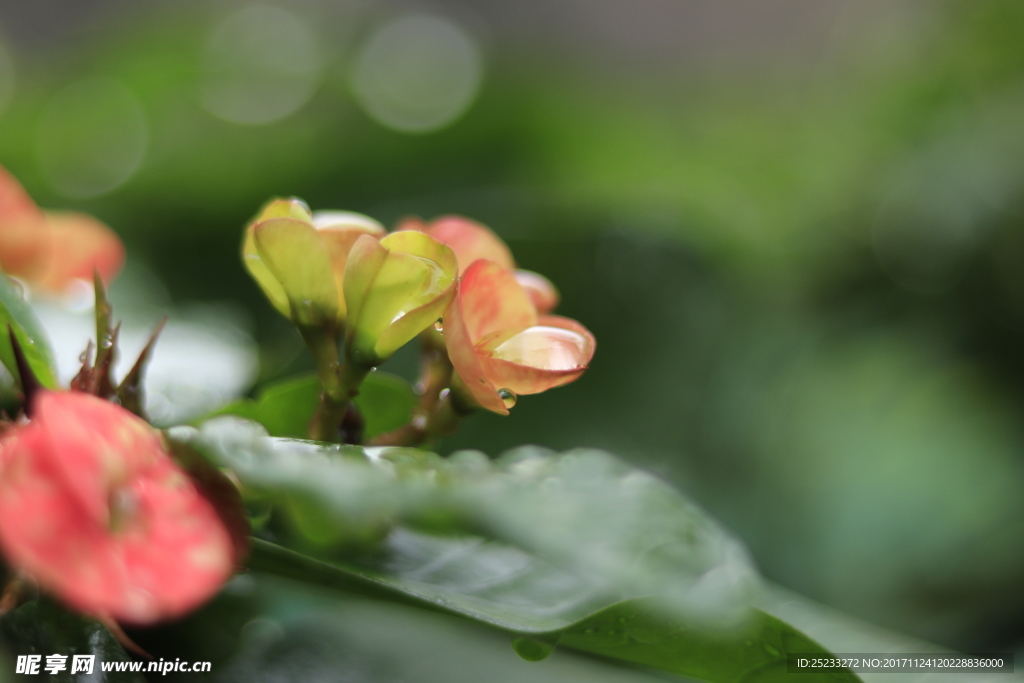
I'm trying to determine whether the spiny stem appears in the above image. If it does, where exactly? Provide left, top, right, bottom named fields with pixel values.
left=92, top=271, right=114, bottom=373
left=7, top=325, right=41, bottom=411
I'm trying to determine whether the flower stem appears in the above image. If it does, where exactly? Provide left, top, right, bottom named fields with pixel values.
left=301, top=325, right=369, bottom=442
left=369, top=331, right=467, bottom=448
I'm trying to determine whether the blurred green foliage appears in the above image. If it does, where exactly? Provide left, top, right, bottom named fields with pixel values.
left=2, top=0, right=1024, bottom=654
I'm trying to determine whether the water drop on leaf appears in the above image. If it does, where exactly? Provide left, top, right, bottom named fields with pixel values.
left=511, top=636, right=557, bottom=662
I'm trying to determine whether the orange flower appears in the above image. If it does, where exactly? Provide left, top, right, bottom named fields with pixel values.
left=399, top=215, right=560, bottom=314
left=0, top=164, right=124, bottom=295
left=0, top=391, right=235, bottom=623
left=443, top=260, right=594, bottom=415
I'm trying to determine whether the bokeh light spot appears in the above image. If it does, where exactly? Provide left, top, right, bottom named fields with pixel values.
left=350, top=14, right=484, bottom=134
left=35, top=77, right=148, bottom=199
left=199, top=5, right=321, bottom=126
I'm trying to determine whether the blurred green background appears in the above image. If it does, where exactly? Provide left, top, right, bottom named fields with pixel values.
left=3, top=0, right=1024, bottom=657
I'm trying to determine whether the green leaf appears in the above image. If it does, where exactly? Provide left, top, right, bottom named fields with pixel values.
left=175, top=417, right=760, bottom=630
left=206, top=371, right=416, bottom=440
left=557, top=599, right=860, bottom=682
left=201, top=573, right=674, bottom=683
left=170, top=418, right=859, bottom=681
left=357, top=371, right=419, bottom=437
left=0, top=273, right=58, bottom=389
left=0, top=598, right=144, bottom=682
left=245, top=544, right=860, bottom=682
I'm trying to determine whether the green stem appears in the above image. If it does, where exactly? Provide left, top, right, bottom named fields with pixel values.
left=301, top=325, right=370, bottom=442
left=369, top=333, right=469, bottom=448
left=425, top=391, right=464, bottom=442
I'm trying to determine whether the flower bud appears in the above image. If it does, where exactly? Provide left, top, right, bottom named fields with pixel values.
left=0, top=164, right=124, bottom=295
left=251, top=217, right=339, bottom=327
left=399, top=215, right=559, bottom=313
left=344, top=231, right=457, bottom=365
left=311, top=211, right=386, bottom=319
left=242, top=198, right=385, bottom=327
left=0, top=391, right=235, bottom=623
left=444, top=260, right=594, bottom=414
left=398, top=215, right=514, bottom=274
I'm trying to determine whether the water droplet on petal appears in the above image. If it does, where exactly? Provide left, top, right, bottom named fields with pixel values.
left=491, top=325, right=591, bottom=370
left=433, top=318, right=444, bottom=332
left=498, top=388, right=516, bottom=409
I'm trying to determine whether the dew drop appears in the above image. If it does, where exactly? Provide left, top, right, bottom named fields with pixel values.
left=498, top=388, right=517, bottom=409
left=511, top=636, right=557, bottom=662
left=433, top=318, right=444, bottom=332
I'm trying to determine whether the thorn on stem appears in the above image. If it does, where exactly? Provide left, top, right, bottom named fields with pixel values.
left=117, top=317, right=167, bottom=417
left=8, top=325, right=41, bottom=414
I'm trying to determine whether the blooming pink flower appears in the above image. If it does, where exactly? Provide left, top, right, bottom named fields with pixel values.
left=0, top=391, right=235, bottom=624
left=0, top=164, right=124, bottom=295
left=444, top=260, right=595, bottom=414
left=399, top=216, right=561, bottom=314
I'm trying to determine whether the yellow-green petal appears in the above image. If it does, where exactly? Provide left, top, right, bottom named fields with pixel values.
left=343, top=231, right=457, bottom=365
left=253, top=218, right=339, bottom=327
left=256, top=197, right=313, bottom=223
left=242, top=227, right=291, bottom=318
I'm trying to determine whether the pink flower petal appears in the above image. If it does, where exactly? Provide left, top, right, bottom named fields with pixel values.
left=458, top=260, right=536, bottom=350
left=477, top=316, right=595, bottom=395
left=0, top=164, right=125, bottom=294
left=442, top=276, right=509, bottom=415
left=514, top=269, right=560, bottom=314
left=0, top=392, right=234, bottom=624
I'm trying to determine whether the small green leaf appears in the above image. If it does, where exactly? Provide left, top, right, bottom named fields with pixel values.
left=0, top=273, right=57, bottom=389
left=206, top=374, right=319, bottom=439
left=356, top=371, right=418, bottom=437
left=206, top=372, right=416, bottom=440
left=0, top=598, right=144, bottom=682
